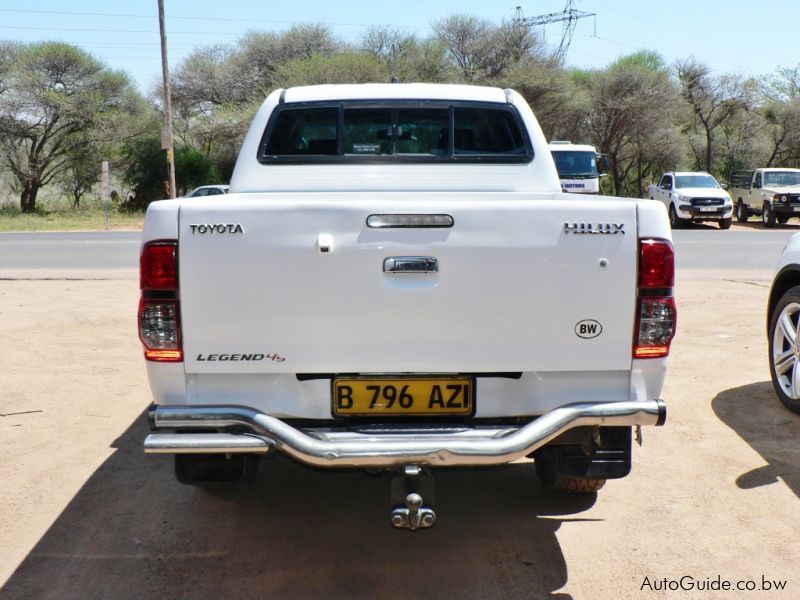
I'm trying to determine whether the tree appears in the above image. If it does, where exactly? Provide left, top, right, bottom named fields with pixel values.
left=172, top=102, right=257, bottom=183
left=0, top=41, right=18, bottom=95
left=677, top=58, right=751, bottom=174
left=432, top=15, right=541, bottom=82
left=756, top=66, right=800, bottom=168
left=172, top=24, right=341, bottom=112
left=272, top=52, right=388, bottom=88
left=169, top=24, right=344, bottom=184
left=395, top=38, right=450, bottom=83
left=0, top=42, right=143, bottom=212
left=432, top=15, right=491, bottom=81
left=500, top=59, right=587, bottom=141
left=171, top=44, right=251, bottom=112
left=361, top=26, right=416, bottom=64
left=57, top=136, right=103, bottom=208
left=584, top=52, right=682, bottom=196
left=121, top=137, right=219, bottom=208
left=715, top=107, right=763, bottom=176
left=360, top=27, right=449, bottom=83
left=238, top=24, right=342, bottom=93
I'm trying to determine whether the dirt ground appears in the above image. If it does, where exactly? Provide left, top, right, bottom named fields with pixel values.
left=1, top=268, right=799, bottom=599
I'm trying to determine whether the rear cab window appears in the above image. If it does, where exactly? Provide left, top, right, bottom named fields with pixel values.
left=259, top=101, right=532, bottom=163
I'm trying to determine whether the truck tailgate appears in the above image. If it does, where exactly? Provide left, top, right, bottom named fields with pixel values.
left=178, top=193, right=638, bottom=374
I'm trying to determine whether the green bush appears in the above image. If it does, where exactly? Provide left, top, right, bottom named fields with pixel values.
left=120, top=137, right=219, bottom=209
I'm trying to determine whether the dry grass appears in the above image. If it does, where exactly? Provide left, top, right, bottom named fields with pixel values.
left=0, top=205, right=144, bottom=232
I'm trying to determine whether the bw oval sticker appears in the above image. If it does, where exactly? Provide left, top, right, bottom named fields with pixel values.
left=575, top=319, right=602, bottom=339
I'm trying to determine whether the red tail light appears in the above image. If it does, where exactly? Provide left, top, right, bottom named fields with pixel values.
left=139, top=240, right=182, bottom=362
left=639, top=239, right=674, bottom=288
left=634, top=239, right=676, bottom=359
left=141, top=242, right=178, bottom=290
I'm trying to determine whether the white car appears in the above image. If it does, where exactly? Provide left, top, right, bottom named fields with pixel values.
left=648, top=172, right=733, bottom=229
left=768, top=234, right=800, bottom=413
left=730, top=168, right=800, bottom=227
left=186, top=185, right=229, bottom=198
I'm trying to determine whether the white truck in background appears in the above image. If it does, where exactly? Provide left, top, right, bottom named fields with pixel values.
left=648, top=171, right=732, bottom=229
left=548, top=141, right=607, bottom=194
left=729, top=168, right=800, bottom=227
left=139, top=83, right=675, bottom=530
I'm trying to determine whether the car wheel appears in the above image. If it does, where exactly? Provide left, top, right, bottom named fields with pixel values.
left=736, top=201, right=749, bottom=223
left=769, top=286, right=800, bottom=414
left=668, top=204, right=686, bottom=229
left=778, top=214, right=790, bottom=224
left=762, top=202, right=777, bottom=228
left=719, top=217, right=732, bottom=230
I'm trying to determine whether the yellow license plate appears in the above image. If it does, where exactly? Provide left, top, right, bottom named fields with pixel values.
left=332, top=377, right=474, bottom=417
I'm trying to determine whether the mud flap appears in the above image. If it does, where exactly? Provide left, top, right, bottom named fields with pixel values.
left=555, top=426, right=632, bottom=479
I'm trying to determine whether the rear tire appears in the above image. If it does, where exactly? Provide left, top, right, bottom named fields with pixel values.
left=768, top=286, right=800, bottom=414
left=763, top=202, right=777, bottom=228
left=668, top=204, right=687, bottom=229
left=736, top=201, right=749, bottom=223
left=719, top=217, right=732, bottom=230
left=175, top=454, right=259, bottom=487
left=534, top=447, right=606, bottom=494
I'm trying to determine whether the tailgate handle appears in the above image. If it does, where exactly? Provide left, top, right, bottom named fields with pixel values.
left=383, top=257, right=438, bottom=274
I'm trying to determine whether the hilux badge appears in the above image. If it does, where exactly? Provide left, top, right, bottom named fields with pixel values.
left=563, top=223, right=625, bottom=235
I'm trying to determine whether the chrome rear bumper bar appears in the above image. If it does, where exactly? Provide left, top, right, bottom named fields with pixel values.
left=145, top=399, right=665, bottom=468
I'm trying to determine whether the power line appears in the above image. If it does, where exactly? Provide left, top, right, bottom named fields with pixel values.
left=58, top=42, right=201, bottom=48
left=396, top=0, right=503, bottom=8
left=0, top=25, right=238, bottom=35
left=0, top=8, right=425, bottom=30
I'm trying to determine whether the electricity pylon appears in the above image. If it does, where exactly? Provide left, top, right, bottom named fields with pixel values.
left=514, top=2, right=596, bottom=62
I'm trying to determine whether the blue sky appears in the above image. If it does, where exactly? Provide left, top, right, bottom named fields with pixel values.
left=2, top=1, right=799, bottom=94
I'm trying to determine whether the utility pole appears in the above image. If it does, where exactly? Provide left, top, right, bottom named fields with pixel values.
left=158, top=0, right=176, bottom=199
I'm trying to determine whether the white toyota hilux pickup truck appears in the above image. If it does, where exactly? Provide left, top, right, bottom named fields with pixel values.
left=140, top=83, right=675, bottom=530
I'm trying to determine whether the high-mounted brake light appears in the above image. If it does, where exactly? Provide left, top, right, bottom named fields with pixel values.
left=634, top=239, right=676, bottom=359
left=139, top=240, right=182, bottom=362
left=366, top=214, right=454, bottom=228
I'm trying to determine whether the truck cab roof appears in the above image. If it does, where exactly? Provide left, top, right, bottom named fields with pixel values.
left=548, top=142, right=597, bottom=153
left=281, top=83, right=511, bottom=104
left=230, top=83, right=561, bottom=194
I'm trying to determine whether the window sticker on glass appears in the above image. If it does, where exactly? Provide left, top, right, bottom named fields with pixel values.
left=352, top=143, right=381, bottom=154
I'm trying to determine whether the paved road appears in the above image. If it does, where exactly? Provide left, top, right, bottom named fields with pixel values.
left=672, top=225, right=797, bottom=270
left=0, top=231, right=140, bottom=277
left=0, top=225, right=798, bottom=276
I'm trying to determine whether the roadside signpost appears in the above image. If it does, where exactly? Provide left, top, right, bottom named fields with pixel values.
left=102, top=160, right=109, bottom=228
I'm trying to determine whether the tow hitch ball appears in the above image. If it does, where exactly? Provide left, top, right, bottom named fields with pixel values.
left=390, top=465, right=436, bottom=531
